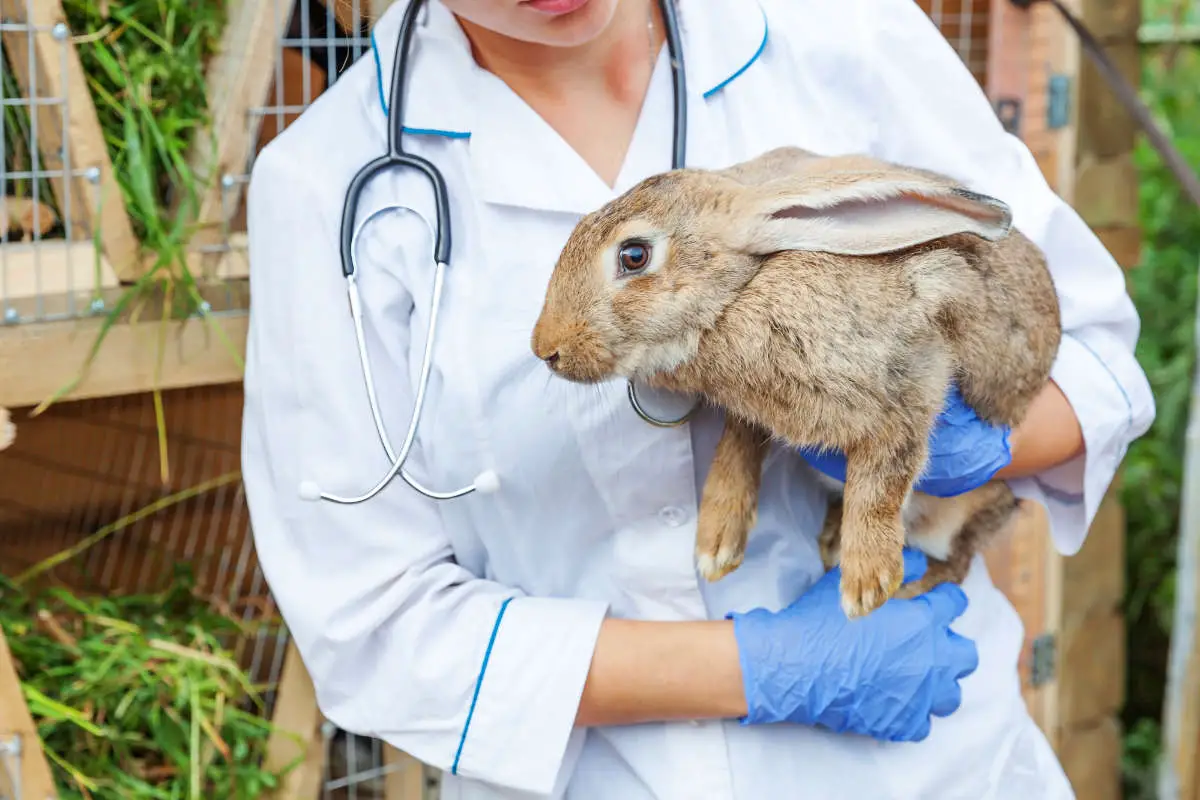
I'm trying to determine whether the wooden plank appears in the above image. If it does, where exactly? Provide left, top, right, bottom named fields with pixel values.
left=1058, top=610, right=1125, bottom=727
left=370, top=0, right=397, bottom=20
left=1, top=240, right=120, bottom=300
left=1073, top=155, right=1141, bottom=229
left=1081, top=0, right=1143, bottom=42
left=0, top=0, right=141, bottom=279
left=1058, top=717, right=1122, bottom=800
left=986, top=0, right=1031, bottom=115
left=384, top=745, right=428, bottom=800
left=180, top=0, right=290, bottom=274
left=983, top=501, right=1054, bottom=729
left=1094, top=224, right=1143, bottom=269
left=0, top=312, right=247, bottom=409
left=265, top=641, right=328, bottom=800
left=0, top=628, right=58, bottom=800
left=1077, top=41, right=1142, bottom=160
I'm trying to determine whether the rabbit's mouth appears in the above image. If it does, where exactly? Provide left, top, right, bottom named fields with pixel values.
left=539, top=348, right=618, bottom=385
left=531, top=321, right=618, bottom=384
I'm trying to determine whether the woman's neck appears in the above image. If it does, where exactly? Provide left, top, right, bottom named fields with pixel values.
left=456, top=0, right=666, bottom=186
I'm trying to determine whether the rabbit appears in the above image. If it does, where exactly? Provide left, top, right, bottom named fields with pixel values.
left=530, top=146, right=1061, bottom=618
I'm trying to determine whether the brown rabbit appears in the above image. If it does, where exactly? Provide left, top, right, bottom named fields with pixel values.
left=530, top=146, right=1061, bottom=618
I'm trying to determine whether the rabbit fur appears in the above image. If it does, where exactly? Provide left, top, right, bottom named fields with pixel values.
left=531, top=146, right=1061, bottom=618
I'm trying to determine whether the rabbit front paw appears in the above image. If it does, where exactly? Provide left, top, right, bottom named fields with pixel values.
left=695, top=507, right=751, bottom=582
left=838, top=536, right=905, bottom=618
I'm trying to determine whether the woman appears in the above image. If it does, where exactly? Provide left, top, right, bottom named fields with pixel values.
left=241, top=0, right=1154, bottom=797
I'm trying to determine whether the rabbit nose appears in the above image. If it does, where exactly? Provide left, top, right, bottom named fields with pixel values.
left=543, top=351, right=560, bottom=368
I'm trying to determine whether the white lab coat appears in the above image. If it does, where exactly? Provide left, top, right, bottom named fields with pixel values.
left=241, top=0, right=1155, bottom=798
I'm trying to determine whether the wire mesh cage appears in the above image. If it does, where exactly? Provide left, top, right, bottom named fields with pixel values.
left=188, top=0, right=384, bottom=283
left=922, top=0, right=992, bottom=85
left=0, top=0, right=136, bottom=326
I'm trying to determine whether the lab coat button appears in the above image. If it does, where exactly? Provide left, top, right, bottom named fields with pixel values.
left=659, top=506, right=688, bottom=526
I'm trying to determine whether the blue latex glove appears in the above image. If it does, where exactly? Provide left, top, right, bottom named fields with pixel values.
left=729, top=549, right=978, bottom=742
left=797, top=383, right=1011, bottom=498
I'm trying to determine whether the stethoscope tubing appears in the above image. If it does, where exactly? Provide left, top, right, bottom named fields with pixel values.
left=313, top=0, right=694, bottom=506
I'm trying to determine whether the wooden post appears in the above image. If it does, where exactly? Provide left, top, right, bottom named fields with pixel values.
left=384, top=745, right=429, bottom=800
left=0, top=0, right=141, bottom=280
left=0, top=311, right=248, bottom=410
left=0, top=629, right=58, bottom=800
left=178, top=0, right=291, bottom=278
left=263, top=638, right=437, bottom=800
left=264, top=640, right=329, bottom=799
left=1051, top=0, right=1142, bottom=797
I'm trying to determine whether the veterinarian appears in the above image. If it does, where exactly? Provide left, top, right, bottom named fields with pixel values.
left=241, top=0, right=1155, bottom=797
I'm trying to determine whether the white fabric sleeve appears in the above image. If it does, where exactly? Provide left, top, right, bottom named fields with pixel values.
left=240, top=144, right=608, bottom=795
left=848, top=0, right=1155, bottom=555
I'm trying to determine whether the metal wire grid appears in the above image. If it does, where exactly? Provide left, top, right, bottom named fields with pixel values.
left=0, top=383, right=435, bottom=799
left=923, top=0, right=993, bottom=86
left=0, top=7, right=105, bottom=326
left=211, top=0, right=380, bottom=248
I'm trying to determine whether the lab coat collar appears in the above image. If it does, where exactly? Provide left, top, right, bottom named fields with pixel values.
left=366, top=0, right=768, bottom=214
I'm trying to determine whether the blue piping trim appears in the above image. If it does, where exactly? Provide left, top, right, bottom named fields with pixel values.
left=1061, top=331, right=1134, bottom=428
left=371, top=28, right=473, bottom=139
left=1033, top=476, right=1085, bottom=506
left=372, top=29, right=388, bottom=115
left=451, top=596, right=514, bottom=776
left=702, top=5, right=769, bottom=99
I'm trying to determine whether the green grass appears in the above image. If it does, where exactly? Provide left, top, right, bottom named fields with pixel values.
left=0, top=567, right=292, bottom=799
left=61, top=0, right=225, bottom=242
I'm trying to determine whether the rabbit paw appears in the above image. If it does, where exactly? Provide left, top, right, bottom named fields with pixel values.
left=695, top=509, right=752, bottom=582
left=838, top=542, right=905, bottom=619
left=818, top=501, right=844, bottom=571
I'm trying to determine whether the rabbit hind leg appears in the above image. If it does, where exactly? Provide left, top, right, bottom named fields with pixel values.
left=695, top=414, right=771, bottom=582
left=893, top=483, right=1022, bottom=599
left=818, top=495, right=845, bottom=571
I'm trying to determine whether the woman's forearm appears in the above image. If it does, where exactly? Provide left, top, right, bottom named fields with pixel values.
left=572, top=383, right=1081, bottom=730
left=575, top=617, right=748, bottom=727
left=995, top=379, right=1085, bottom=480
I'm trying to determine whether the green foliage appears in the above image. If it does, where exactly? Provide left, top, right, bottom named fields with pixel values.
left=22, top=0, right=245, bottom=467
left=1124, top=47, right=1200, bottom=637
left=0, top=568, right=291, bottom=799
left=61, top=0, right=225, bottom=244
left=1120, top=32, right=1200, bottom=800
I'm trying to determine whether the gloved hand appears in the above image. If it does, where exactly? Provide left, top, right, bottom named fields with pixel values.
left=729, top=549, right=978, bottom=742
left=796, top=382, right=1011, bottom=498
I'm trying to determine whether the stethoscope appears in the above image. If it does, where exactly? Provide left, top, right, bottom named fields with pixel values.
left=301, top=0, right=694, bottom=507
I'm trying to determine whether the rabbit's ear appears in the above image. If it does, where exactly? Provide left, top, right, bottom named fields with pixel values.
left=731, top=175, right=1014, bottom=257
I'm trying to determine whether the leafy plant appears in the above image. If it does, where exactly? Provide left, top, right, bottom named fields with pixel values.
left=0, top=567, right=293, bottom=799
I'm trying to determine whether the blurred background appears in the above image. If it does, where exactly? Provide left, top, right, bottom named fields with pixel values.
left=0, top=0, right=1196, bottom=798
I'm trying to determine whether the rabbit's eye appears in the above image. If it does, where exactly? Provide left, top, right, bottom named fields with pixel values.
left=617, top=242, right=651, bottom=274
